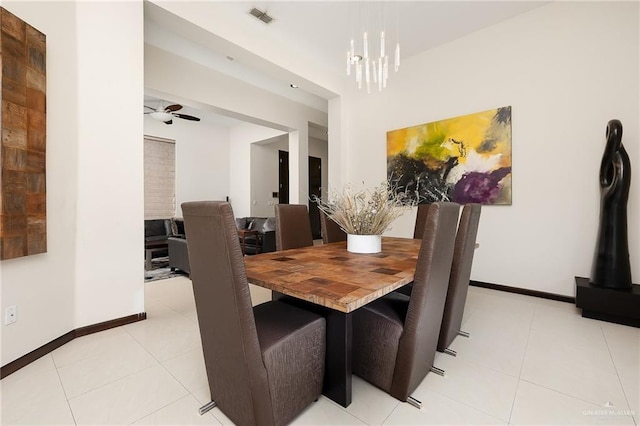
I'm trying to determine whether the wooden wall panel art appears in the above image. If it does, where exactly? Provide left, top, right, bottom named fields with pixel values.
left=1, top=8, right=47, bottom=260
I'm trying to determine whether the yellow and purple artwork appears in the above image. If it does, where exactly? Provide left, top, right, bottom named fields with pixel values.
left=387, top=106, right=512, bottom=205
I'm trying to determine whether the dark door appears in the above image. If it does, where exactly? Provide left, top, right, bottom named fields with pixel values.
left=278, top=150, right=289, bottom=204
left=308, top=156, right=322, bottom=239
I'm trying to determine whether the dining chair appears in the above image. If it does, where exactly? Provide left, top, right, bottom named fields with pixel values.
left=319, top=211, right=347, bottom=244
left=437, top=203, right=482, bottom=355
left=394, top=202, right=432, bottom=296
left=352, top=202, right=460, bottom=408
left=274, top=204, right=314, bottom=250
left=413, top=203, right=431, bottom=239
left=182, top=201, right=326, bottom=426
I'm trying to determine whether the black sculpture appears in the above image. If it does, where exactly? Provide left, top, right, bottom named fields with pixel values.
left=591, top=119, right=632, bottom=289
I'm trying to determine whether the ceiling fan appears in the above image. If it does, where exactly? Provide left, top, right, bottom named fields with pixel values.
left=144, top=103, right=201, bottom=125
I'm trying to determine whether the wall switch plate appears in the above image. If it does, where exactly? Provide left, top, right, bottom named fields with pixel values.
left=5, top=305, right=17, bottom=325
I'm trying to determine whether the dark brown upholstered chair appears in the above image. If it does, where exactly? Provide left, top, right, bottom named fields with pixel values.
left=352, top=202, right=460, bottom=408
left=319, top=211, right=347, bottom=244
left=274, top=204, right=314, bottom=251
left=182, top=201, right=326, bottom=426
left=437, top=203, right=482, bottom=354
left=413, top=203, right=431, bottom=239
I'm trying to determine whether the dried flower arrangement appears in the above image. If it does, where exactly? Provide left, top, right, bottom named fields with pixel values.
left=312, top=180, right=418, bottom=235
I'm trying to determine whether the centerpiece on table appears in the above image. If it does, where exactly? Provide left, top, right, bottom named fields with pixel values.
left=313, top=180, right=418, bottom=253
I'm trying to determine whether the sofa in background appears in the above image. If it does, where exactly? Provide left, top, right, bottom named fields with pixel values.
left=235, top=217, right=276, bottom=255
left=168, top=236, right=190, bottom=274
left=167, top=218, right=190, bottom=274
left=165, top=216, right=275, bottom=276
left=144, top=219, right=172, bottom=243
left=145, top=218, right=187, bottom=271
left=144, top=219, right=173, bottom=269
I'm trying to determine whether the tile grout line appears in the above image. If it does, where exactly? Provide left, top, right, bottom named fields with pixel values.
left=419, top=372, right=512, bottom=423
left=315, top=394, right=374, bottom=425
left=519, top=306, right=636, bottom=415
left=505, top=298, right=537, bottom=424
left=118, top=322, right=210, bottom=413
left=52, top=315, right=194, bottom=422
left=136, top=280, right=222, bottom=422
left=515, top=301, right=637, bottom=417
left=600, top=325, right=638, bottom=425
left=52, top=325, right=167, bottom=402
left=379, top=400, right=401, bottom=425
left=51, top=354, right=79, bottom=426
left=126, top=394, right=212, bottom=426
left=53, top=331, right=164, bottom=401
left=517, top=377, right=629, bottom=410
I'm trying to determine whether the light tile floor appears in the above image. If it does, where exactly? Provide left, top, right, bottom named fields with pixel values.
left=2, top=277, right=638, bottom=425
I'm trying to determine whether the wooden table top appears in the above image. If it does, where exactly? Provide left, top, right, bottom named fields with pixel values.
left=244, top=237, right=422, bottom=313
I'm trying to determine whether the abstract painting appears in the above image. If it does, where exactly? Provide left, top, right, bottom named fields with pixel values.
left=1, top=8, right=47, bottom=260
left=387, top=106, right=512, bottom=205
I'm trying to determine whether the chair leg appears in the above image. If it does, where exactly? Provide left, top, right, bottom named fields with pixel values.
left=407, top=395, right=422, bottom=409
left=443, top=348, right=457, bottom=357
left=430, top=366, right=445, bottom=376
left=458, top=330, right=470, bottom=338
left=199, top=401, right=217, bottom=415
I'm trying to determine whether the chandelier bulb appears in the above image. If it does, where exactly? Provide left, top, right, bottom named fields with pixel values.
left=372, top=60, right=378, bottom=84
left=383, top=56, right=389, bottom=87
left=363, top=32, right=369, bottom=59
left=347, top=51, right=351, bottom=76
left=344, top=5, right=399, bottom=92
left=365, top=58, right=370, bottom=85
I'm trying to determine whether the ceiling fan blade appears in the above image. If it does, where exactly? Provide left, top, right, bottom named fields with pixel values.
left=165, top=104, right=183, bottom=112
left=163, top=119, right=173, bottom=125
left=144, top=105, right=156, bottom=110
left=174, top=113, right=200, bottom=121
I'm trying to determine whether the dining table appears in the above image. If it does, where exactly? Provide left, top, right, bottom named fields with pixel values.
left=243, top=236, right=422, bottom=408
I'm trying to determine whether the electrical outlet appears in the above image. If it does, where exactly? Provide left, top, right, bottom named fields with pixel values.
left=5, top=306, right=17, bottom=325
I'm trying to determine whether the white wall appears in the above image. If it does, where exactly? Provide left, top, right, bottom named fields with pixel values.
left=1, top=1, right=78, bottom=366
left=250, top=137, right=285, bottom=218
left=1, top=1, right=145, bottom=365
left=73, top=1, right=144, bottom=327
left=229, top=125, right=286, bottom=218
left=144, top=116, right=230, bottom=216
left=341, top=2, right=639, bottom=296
left=145, top=44, right=328, bottom=216
left=146, top=1, right=343, bottom=98
left=250, top=135, right=329, bottom=218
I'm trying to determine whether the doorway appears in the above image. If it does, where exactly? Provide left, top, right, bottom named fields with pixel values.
left=308, top=156, right=322, bottom=239
left=278, top=150, right=289, bottom=205
left=278, top=151, right=322, bottom=239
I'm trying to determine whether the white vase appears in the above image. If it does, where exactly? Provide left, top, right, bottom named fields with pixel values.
left=347, top=234, right=382, bottom=254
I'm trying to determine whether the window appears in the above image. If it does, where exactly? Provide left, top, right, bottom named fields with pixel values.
left=144, top=136, right=175, bottom=219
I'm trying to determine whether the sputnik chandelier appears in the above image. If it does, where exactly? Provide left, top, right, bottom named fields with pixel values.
left=346, top=2, right=400, bottom=93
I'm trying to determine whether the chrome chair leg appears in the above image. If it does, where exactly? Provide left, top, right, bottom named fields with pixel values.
left=407, top=395, right=422, bottom=409
left=199, top=401, right=217, bottom=415
left=458, top=330, right=470, bottom=338
left=443, top=347, right=457, bottom=357
left=430, top=366, right=445, bottom=376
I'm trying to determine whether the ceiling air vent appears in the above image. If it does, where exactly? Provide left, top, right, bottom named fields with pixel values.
left=249, top=7, right=273, bottom=24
